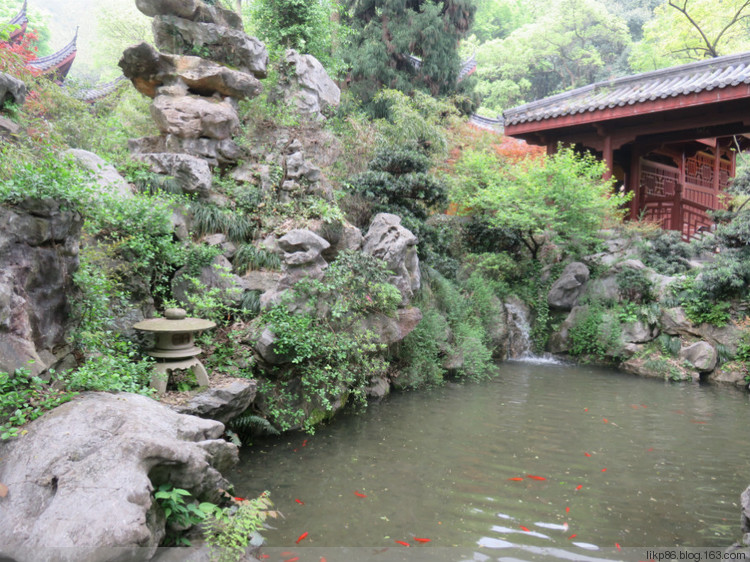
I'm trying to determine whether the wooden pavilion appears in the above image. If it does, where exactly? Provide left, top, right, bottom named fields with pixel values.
left=503, top=52, right=750, bottom=240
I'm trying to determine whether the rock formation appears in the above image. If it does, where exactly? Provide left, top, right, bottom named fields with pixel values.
left=0, top=392, right=238, bottom=562
left=273, top=49, right=341, bottom=120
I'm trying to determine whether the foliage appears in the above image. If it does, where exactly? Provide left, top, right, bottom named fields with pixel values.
left=568, top=302, right=622, bottom=360
left=233, top=244, right=281, bottom=275
left=343, top=0, right=476, bottom=103
left=640, top=229, right=693, bottom=275
left=474, top=0, right=631, bottom=112
left=460, top=147, right=629, bottom=261
left=0, top=368, right=76, bottom=440
left=616, top=267, right=654, bottom=304
left=657, top=333, right=683, bottom=357
left=204, top=493, right=277, bottom=562
left=668, top=276, right=733, bottom=326
left=394, top=306, right=448, bottom=388
left=630, top=0, right=750, bottom=71
left=190, top=201, right=256, bottom=243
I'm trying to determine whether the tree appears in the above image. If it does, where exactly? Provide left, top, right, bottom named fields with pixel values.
left=630, top=0, right=750, bottom=71
left=343, top=0, right=476, bottom=103
left=474, top=0, right=630, bottom=112
left=459, top=147, right=628, bottom=260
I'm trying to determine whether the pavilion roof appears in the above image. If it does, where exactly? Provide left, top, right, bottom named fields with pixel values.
left=503, top=51, right=750, bottom=127
left=27, top=27, right=77, bottom=73
left=9, top=0, right=27, bottom=27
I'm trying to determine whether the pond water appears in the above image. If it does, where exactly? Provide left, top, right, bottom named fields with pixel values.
left=228, top=363, right=750, bottom=560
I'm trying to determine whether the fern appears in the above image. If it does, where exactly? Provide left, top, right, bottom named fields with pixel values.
left=239, top=290, right=262, bottom=317
left=233, top=245, right=281, bottom=274
left=228, top=413, right=280, bottom=441
left=657, top=333, right=681, bottom=357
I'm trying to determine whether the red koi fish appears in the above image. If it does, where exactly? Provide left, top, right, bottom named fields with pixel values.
left=584, top=453, right=592, bottom=457
left=520, top=526, right=531, bottom=532
left=603, top=418, right=609, bottom=423
left=616, top=543, right=622, bottom=550
left=647, top=447, right=654, bottom=452
left=414, top=537, right=431, bottom=543
left=526, top=475, right=546, bottom=481
left=601, top=468, right=607, bottom=472
left=630, top=404, right=640, bottom=409
left=507, top=477, right=524, bottom=481
left=286, top=557, right=300, bottom=562
left=295, top=498, right=304, bottom=505
left=565, top=507, right=570, bottom=513
left=296, top=532, right=308, bottom=544
left=259, top=556, right=269, bottom=560
left=395, top=540, right=410, bottom=547
left=641, top=404, right=647, bottom=408
left=320, top=558, right=327, bottom=562
left=690, top=420, right=707, bottom=424
left=233, top=496, right=246, bottom=502
left=584, top=408, right=588, bottom=412
left=569, top=534, right=577, bottom=539
left=302, top=439, right=308, bottom=447
left=576, top=485, right=583, bottom=490
left=354, top=491, right=367, bottom=498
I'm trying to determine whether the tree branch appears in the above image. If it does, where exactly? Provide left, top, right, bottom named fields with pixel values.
left=668, top=0, right=719, bottom=57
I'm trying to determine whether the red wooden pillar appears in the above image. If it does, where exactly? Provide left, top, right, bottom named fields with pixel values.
left=671, top=183, right=683, bottom=232
left=712, top=140, right=721, bottom=209
left=602, top=135, right=613, bottom=181
left=628, top=147, right=641, bottom=220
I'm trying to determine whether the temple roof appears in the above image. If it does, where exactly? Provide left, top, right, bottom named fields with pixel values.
left=504, top=51, right=750, bottom=127
left=9, top=0, right=27, bottom=27
left=26, top=27, right=77, bottom=77
left=74, top=75, right=128, bottom=103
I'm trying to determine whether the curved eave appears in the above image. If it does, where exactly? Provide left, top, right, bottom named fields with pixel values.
left=504, top=83, right=750, bottom=137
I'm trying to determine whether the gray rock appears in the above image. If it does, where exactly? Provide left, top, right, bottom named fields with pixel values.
left=136, top=0, right=199, bottom=19
left=707, top=366, right=749, bottom=388
left=548, top=305, right=590, bottom=354
left=359, top=307, right=423, bottom=346
left=0, top=115, right=21, bottom=139
left=240, top=270, right=282, bottom=292
left=136, top=152, right=212, bottom=195
left=362, top=213, right=420, bottom=305
left=366, top=375, right=390, bottom=399
left=153, top=15, right=268, bottom=78
left=129, top=134, right=243, bottom=167
left=659, top=307, right=699, bottom=337
left=0, top=392, right=237, bottom=562
left=620, top=354, right=698, bottom=381
left=275, top=49, right=340, bottom=119
left=65, top=149, right=134, bottom=199
left=254, top=326, right=291, bottom=365
left=151, top=94, right=240, bottom=140
left=621, top=320, right=659, bottom=344
left=0, top=200, right=82, bottom=375
left=679, top=341, right=717, bottom=372
left=120, top=42, right=262, bottom=100
left=172, top=255, right=244, bottom=306
left=173, top=380, right=257, bottom=423
left=548, top=262, right=589, bottom=310
left=699, top=322, right=743, bottom=357
left=278, top=229, right=330, bottom=266
left=285, top=150, right=322, bottom=182
left=742, top=486, right=750, bottom=535
left=584, top=274, right=619, bottom=303
left=0, top=72, right=27, bottom=107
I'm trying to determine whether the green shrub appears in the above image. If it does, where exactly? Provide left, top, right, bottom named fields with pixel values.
left=616, top=267, right=654, bottom=304
left=395, top=306, right=448, bottom=388
left=568, top=303, right=621, bottom=360
left=669, top=276, right=733, bottom=326
left=640, top=230, right=693, bottom=275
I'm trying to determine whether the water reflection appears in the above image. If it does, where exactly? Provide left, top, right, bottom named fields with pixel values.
left=228, top=363, right=750, bottom=556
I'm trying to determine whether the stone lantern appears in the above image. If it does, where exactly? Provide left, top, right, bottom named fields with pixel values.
left=133, top=308, right=216, bottom=394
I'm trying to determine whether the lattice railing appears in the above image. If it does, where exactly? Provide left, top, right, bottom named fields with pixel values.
left=641, top=160, right=679, bottom=198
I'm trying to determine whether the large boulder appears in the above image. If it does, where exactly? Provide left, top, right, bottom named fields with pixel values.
left=119, top=42, right=262, bottom=100
left=0, top=392, right=238, bottom=562
left=129, top=134, right=242, bottom=167
left=275, top=49, right=340, bottom=119
left=135, top=152, right=212, bottom=196
left=173, top=379, right=257, bottom=423
left=362, top=213, right=420, bottom=305
left=621, top=320, right=659, bottom=344
left=0, top=199, right=82, bottom=375
left=151, top=94, right=240, bottom=140
left=359, top=307, right=423, bottom=346
left=548, top=262, right=589, bottom=310
left=65, top=149, right=134, bottom=199
left=679, top=341, right=717, bottom=373
left=136, top=0, right=242, bottom=29
left=0, top=72, right=27, bottom=108
left=153, top=15, right=268, bottom=78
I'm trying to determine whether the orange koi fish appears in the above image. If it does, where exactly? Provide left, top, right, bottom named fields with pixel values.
left=569, top=534, right=577, bottom=539
left=616, top=543, right=622, bottom=550
left=414, top=537, right=431, bottom=543
left=285, top=557, right=300, bottom=562
left=601, top=468, right=607, bottom=472
left=584, top=453, right=592, bottom=457
left=295, top=498, right=304, bottom=505
left=647, top=447, right=654, bottom=452
left=320, top=558, right=327, bottom=562
left=603, top=418, right=609, bottom=423
left=296, top=532, right=308, bottom=544
left=507, top=477, right=524, bottom=481
left=520, top=526, right=530, bottom=532
left=233, top=496, right=246, bottom=502
left=565, top=507, right=570, bottom=513
left=584, top=408, right=588, bottom=412
left=526, top=475, right=546, bottom=481
left=395, top=540, right=410, bottom=547
left=576, top=485, right=583, bottom=490
left=354, top=491, right=367, bottom=498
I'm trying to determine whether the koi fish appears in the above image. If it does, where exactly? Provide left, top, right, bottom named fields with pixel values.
left=647, top=447, right=654, bottom=452
left=630, top=404, right=640, bottom=409
left=414, top=537, right=431, bottom=543
left=569, top=534, right=577, bottom=539
left=295, top=498, right=305, bottom=505
left=584, top=408, right=588, bottom=412
left=641, top=404, right=647, bottom=408
left=260, top=556, right=269, bottom=560
left=603, top=418, right=609, bottom=423
left=616, top=543, right=622, bottom=550
left=584, top=453, right=592, bottom=457
left=520, top=526, right=531, bottom=532
left=354, top=491, right=367, bottom=498
left=302, top=439, right=308, bottom=446
left=320, top=558, right=327, bottom=562
left=690, top=420, right=707, bottom=424
left=601, top=468, right=607, bottom=472
left=286, top=557, right=299, bottom=562
left=507, top=477, right=524, bottom=481
left=293, top=449, right=298, bottom=452
left=233, top=496, right=246, bottom=502
left=395, top=540, right=410, bottom=547
left=296, top=532, right=308, bottom=544
left=527, top=475, right=546, bottom=481
left=565, top=507, right=570, bottom=513
left=576, top=485, right=583, bottom=490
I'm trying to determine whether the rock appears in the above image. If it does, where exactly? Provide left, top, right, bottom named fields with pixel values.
left=366, top=375, right=390, bottom=399
left=151, top=94, right=240, bottom=140
left=285, top=150, right=322, bottom=182
left=136, top=0, right=199, bottom=19
left=699, top=322, right=743, bottom=357
left=240, top=270, right=282, bottom=292
left=0, top=115, right=21, bottom=139
left=0, top=200, right=82, bottom=375
left=275, top=49, right=340, bottom=119
left=620, top=355, right=698, bottom=381
left=171, top=205, right=191, bottom=241
left=65, top=149, right=134, bottom=199
left=548, top=305, right=589, bottom=354
left=0, top=72, right=27, bottom=108
left=319, top=222, right=363, bottom=262
left=583, top=274, right=619, bottom=303
left=120, top=42, right=262, bottom=100
left=707, top=365, right=749, bottom=388
left=153, top=15, right=268, bottom=78
left=173, top=380, right=257, bottom=423
left=679, top=341, right=717, bottom=372
left=742, top=486, right=750, bottom=535
left=548, top=262, right=589, bottom=310
left=621, top=320, right=659, bottom=344
left=0, top=392, right=238, bottom=562
left=172, top=255, right=244, bottom=306
left=136, top=152, right=212, bottom=195
left=660, top=307, right=699, bottom=337
left=130, top=135, right=243, bottom=166
left=505, top=298, right=532, bottom=359
left=362, top=213, right=420, bottom=305
left=614, top=258, right=646, bottom=271
left=359, top=307, right=423, bottom=346
left=254, top=326, right=292, bottom=365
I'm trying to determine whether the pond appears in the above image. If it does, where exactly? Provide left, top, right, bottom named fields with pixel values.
left=228, top=362, right=750, bottom=561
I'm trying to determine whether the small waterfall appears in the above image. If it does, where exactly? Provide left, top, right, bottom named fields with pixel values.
left=504, top=302, right=563, bottom=365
